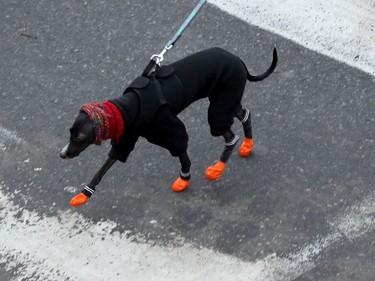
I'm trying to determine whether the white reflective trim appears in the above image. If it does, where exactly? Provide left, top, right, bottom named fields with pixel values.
left=241, top=109, right=250, bottom=123
left=225, top=135, right=239, bottom=146
left=84, top=186, right=95, bottom=195
left=180, top=171, right=191, bottom=178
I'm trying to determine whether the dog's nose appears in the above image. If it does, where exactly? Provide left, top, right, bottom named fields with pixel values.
left=60, top=144, right=69, bottom=159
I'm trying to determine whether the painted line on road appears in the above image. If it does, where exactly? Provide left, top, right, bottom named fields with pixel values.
left=0, top=126, right=23, bottom=145
left=0, top=126, right=23, bottom=151
left=0, top=182, right=374, bottom=281
left=258, top=192, right=375, bottom=280
left=208, top=0, right=375, bottom=76
left=0, top=185, right=264, bottom=281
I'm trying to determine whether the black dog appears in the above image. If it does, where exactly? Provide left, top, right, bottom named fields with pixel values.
left=60, top=47, right=277, bottom=206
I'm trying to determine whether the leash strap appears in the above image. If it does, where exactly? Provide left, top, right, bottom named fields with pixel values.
left=142, top=0, right=206, bottom=77
left=166, top=0, right=206, bottom=49
left=142, top=60, right=157, bottom=77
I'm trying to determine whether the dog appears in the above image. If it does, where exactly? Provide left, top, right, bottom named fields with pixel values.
left=60, top=47, right=278, bottom=206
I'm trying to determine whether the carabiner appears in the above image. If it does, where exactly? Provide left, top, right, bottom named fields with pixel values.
left=150, top=45, right=173, bottom=66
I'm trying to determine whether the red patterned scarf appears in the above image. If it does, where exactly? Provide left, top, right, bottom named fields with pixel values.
left=80, top=101, right=124, bottom=144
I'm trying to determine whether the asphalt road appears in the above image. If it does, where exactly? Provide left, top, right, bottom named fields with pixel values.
left=0, top=0, right=374, bottom=280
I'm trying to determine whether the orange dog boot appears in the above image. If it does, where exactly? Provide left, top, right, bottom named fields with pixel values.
left=205, top=160, right=226, bottom=181
left=239, top=138, right=253, bottom=157
left=70, top=193, right=89, bottom=207
left=172, top=177, right=190, bottom=192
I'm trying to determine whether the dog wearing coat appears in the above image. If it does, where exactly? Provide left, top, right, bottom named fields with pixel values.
left=60, top=47, right=278, bottom=206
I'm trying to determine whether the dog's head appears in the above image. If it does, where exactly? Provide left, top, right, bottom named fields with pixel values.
left=60, top=112, right=96, bottom=159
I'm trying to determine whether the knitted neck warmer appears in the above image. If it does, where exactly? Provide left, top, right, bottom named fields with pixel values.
left=80, top=101, right=124, bottom=144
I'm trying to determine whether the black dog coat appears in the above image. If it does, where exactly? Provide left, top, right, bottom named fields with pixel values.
left=109, top=47, right=248, bottom=162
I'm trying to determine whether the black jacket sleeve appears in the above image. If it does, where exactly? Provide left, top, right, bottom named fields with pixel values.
left=108, top=131, right=139, bottom=162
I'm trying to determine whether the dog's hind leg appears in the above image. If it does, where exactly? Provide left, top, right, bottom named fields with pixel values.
left=205, top=130, right=239, bottom=181
left=236, top=108, right=254, bottom=157
left=172, top=151, right=191, bottom=192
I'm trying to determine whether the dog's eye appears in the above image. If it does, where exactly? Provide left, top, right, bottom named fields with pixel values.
left=75, top=133, right=87, bottom=142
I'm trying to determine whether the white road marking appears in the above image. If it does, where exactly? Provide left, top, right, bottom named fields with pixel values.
left=208, top=0, right=375, bottom=76
left=257, top=193, right=375, bottom=280
left=0, top=126, right=23, bottom=149
left=0, top=183, right=374, bottom=281
left=63, top=186, right=78, bottom=194
left=0, top=186, right=264, bottom=281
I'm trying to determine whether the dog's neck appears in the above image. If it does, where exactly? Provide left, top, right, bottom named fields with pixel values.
left=80, top=101, right=124, bottom=144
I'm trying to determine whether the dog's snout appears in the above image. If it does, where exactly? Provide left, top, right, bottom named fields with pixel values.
left=59, top=151, right=67, bottom=159
left=60, top=144, right=70, bottom=159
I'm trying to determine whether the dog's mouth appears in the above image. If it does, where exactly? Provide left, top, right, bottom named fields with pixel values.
left=60, top=143, right=76, bottom=159
left=60, top=139, right=93, bottom=159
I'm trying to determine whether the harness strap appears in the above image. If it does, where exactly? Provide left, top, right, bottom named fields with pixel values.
left=142, top=60, right=157, bottom=77
left=152, top=77, right=167, bottom=105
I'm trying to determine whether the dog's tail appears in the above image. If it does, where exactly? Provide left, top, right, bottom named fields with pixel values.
left=245, top=47, right=278, bottom=82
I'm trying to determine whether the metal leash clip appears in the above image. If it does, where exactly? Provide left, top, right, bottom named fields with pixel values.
left=142, top=0, right=206, bottom=77
left=150, top=45, right=173, bottom=66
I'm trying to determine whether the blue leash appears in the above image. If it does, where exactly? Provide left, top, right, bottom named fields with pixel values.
left=143, top=0, right=206, bottom=76
left=166, top=0, right=206, bottom=49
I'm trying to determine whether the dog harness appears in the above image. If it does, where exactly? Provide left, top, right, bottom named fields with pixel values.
left=124, top=65, right=186, bottom=123
left=108, top=65, right=190, bottom=162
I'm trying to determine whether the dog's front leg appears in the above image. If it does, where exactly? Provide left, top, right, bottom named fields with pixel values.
left=205, top=130, right=239, bottom=181
left=70, top=157, right=117, bottom=206
left=171, top=151, right=191, bottom=192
